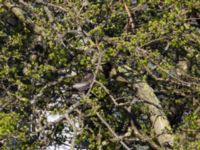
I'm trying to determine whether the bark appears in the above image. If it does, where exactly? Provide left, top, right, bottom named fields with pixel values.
left=134, top=82, right=174, bottom=147
left=3, top=2, right=45, bottom=36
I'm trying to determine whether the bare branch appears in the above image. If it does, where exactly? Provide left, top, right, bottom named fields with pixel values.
left=96, top=112, right=131, bottom=150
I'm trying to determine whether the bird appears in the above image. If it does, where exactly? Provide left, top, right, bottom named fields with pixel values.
left=72, top=73, right=94, bottom=92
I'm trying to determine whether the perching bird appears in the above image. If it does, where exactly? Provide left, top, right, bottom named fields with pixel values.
left=72, top=73, right=94, bottom=92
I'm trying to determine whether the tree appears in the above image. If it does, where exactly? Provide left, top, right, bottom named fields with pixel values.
left=0, top=0, right=200, bottom=149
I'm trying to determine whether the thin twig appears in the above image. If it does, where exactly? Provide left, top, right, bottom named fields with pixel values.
left=123, top=0, right=135, bottom=31
left=95, top=81, right=118, bottom=106
left=96, top=112, right=131, bottom=150
left=30, top=101, right=81, bottom=136
left=31, top=73, right=76, bottom=105
left=125, top=108, right=161, bottom=150
left=84, top=42, right=103, bottom=98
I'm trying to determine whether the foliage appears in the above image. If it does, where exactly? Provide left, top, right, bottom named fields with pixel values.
left=0, top=0, right=200, bottom=149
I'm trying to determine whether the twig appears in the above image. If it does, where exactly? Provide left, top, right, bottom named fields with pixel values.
left=125, top=108, right=161, bottom=150
left=31, top=72, right=76, bottom=105
left=136, top=47, right=200, bottom=87
left=84, top=42, right=103, bottom=98
left=35, top=0, right=71, bottom=13
left=44, top=6, right=54, bottom=23
left=30, top=101, right=81, bottom=136
left=65, top=114, right=77, bottom=150
left=123, top=0, right=135, bottom=31
left=96, top=112, right=131, bottom=150
left=95, top=81, right=118, bottom=106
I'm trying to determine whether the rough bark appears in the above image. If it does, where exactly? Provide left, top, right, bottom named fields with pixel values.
left=134, top=82, right=174, bottom=147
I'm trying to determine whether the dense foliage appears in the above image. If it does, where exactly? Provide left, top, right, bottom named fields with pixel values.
left=0, top=0, right=200, bottom=149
